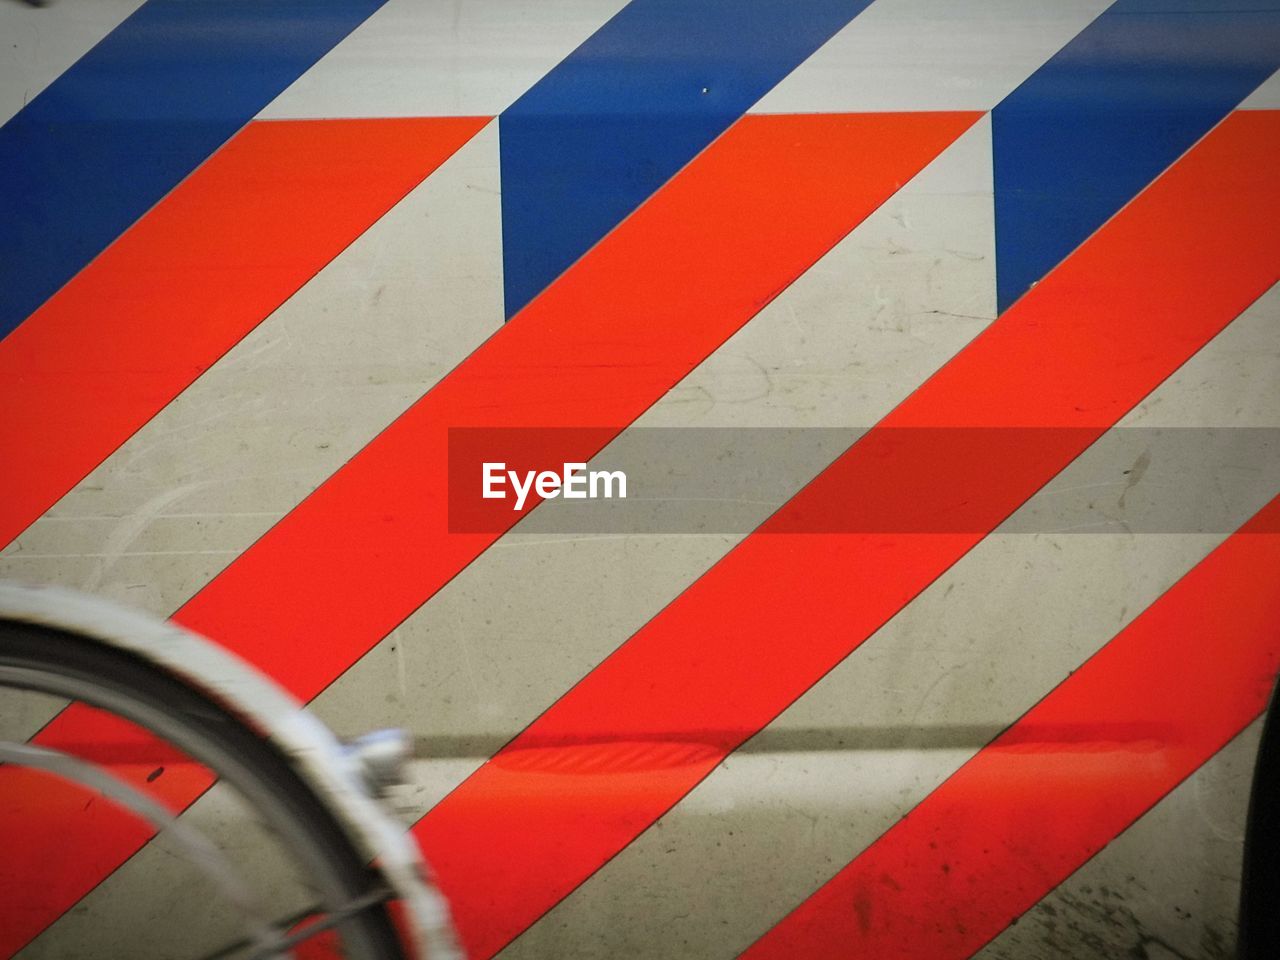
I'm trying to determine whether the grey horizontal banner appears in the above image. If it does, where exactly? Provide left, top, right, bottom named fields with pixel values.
left=450, top=427, right=1280, bottom=534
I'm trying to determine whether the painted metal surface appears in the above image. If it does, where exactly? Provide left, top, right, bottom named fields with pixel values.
left=417, top=108, right=1280, bottom=957
left=0, top=116, right=487, bottom=549
left=498, top=0, right=874, bottom=316
left=991, top=0, right=1280, bottom=312
left=745, top=494, right=1280, bottom=959
left=0, top=0, right=389, bottom=338
left=500, top=281, right=1280, bottom=959
left=0, top=1, right=1277, bottom=957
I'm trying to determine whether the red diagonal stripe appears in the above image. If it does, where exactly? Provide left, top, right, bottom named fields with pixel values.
left=743, top=493, right=1280, bottom=960
left=412, top=110, right=1280, bottom=958
left=0, top=113, right=977, bottom=957
left=172, top=112, right=977, bottom=696
left=0, top=115, right=488, bottom=551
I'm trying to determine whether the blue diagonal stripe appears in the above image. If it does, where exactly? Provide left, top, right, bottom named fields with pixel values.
left=498, top=0, right=874, bottom=319
left=992, top=0, right=1280, bottom=314
left=0, top=0, right=386, bottom=340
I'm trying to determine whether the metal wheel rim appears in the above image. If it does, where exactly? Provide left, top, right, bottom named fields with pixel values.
left=0, top=656, right=396, bottom=960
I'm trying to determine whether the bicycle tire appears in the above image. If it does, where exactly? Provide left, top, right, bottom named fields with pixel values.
left=0, top=618, right=405, bottom=959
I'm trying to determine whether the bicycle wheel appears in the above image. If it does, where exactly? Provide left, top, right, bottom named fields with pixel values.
left=0, top=583, right=459, bottom=960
